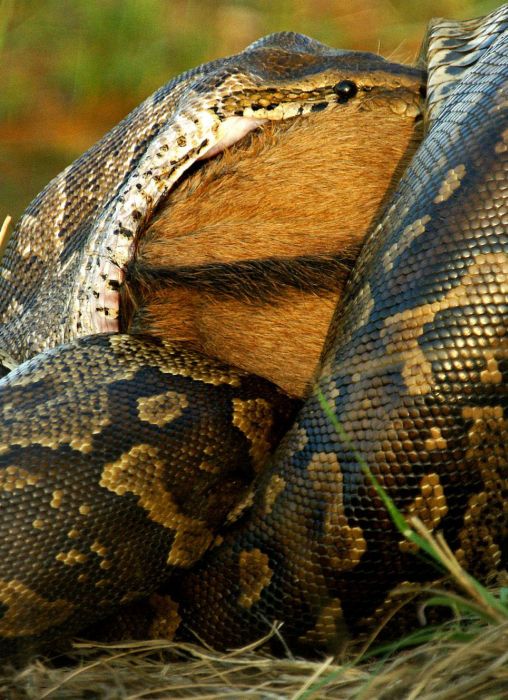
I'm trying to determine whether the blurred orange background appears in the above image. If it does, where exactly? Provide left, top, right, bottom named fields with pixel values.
left=0, top=0, right=500, bottom=222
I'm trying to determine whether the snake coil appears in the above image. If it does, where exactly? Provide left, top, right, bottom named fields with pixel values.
left=0, top=5, right=506, bottom=655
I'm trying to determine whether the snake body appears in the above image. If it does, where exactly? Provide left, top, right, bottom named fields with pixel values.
left=0, top=6, right=506, bottom=654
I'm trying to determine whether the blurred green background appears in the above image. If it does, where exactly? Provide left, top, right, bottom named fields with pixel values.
left=0, top=0, right=500, bottom=222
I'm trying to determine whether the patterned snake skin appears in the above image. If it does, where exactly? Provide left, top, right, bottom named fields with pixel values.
left=0, top=6, right=506, bottom=655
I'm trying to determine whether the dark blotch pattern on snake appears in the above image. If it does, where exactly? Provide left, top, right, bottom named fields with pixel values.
left=0, top=6, right=506, bottom=656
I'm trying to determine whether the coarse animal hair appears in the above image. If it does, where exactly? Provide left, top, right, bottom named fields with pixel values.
left=123, top=103, right=422, bottom=396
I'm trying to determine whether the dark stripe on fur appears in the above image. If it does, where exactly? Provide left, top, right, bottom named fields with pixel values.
left=127, top=251, right=361, bottom=303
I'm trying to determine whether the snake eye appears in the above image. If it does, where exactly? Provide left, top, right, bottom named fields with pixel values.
left=333, top=80, right=358, bottom=103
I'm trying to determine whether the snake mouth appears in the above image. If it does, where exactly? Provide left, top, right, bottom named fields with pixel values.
left=87, top=85, right=423, bottom=339
left=88, top=114, right=270, bottom=336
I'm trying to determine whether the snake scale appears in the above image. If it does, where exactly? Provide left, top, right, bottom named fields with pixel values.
left=0, top=6, right=506, bottom=656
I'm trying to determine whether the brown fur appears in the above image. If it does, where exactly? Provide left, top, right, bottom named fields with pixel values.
left=123, top=102, right=422, bottom=397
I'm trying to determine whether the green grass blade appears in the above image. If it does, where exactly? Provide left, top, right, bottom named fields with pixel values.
left=317, top=389, right=439, bottom=558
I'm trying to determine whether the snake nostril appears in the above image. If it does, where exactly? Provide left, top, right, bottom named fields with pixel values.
left=333, top=79, right=358, bottom=103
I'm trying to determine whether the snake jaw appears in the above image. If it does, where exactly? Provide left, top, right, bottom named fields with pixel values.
left=78, top=84, right=424, bottom=339
left=82, top=112, right=270, bottom=336
left=92, top=114, right=268, bottom=334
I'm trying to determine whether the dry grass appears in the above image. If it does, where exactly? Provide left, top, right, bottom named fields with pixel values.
left=1, top=610, right=507, bottom=700
left=3, top=543, right=507, bottom=700
left=0, top=215, right=12, bottom=258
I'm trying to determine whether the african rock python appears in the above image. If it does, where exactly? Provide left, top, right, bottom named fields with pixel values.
left=0, top=6, right=506, bottom=654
